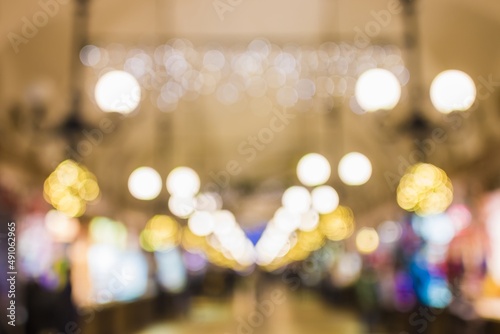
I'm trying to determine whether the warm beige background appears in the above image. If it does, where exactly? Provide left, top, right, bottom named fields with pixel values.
left=1, top=0, right=500, bottom=227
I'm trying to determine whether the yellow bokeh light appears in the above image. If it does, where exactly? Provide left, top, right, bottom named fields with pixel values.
left=55, top=194, right=85, bottom=218
left=56, top=160, right=79, bottom=186
left=43, top=160, right=100, bottom=217
left=286, top=246, right=311, bottom=262
left=397, top=163, right=453, bottom=216
left=181, top=226, right=207, bottom=252
left=140, top=215, right=180, bottom=252
left=356, top=227, right=380, bottom=254
left=319, top=206, right=355, bottom=241
left=295, top=228, right=326, bottom=252
left=139, top=231, right=156, bottom=253
left=78, top=179, right=100, bottom=201
left=204, top=244, right=239, bottom=269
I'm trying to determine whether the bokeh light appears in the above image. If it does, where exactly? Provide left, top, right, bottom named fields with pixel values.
left=355, top=68, right=401, bottom=112
left=85, top=40, right=404, bottom=113
left=282, top=186, right=312, bottom=214
left=295, top=228, right=325, bottom=253
left=213, top=210, right=237, bottom=236
left=331, top=252, right=362, bottom=287
left=273, top=207, right=301, bottom=233
left=311, top=185, right=339, bottom=214
left=320, top=206, right=355, bottom=241
left=168, top=195, right=196, bottom=218
left=377, top=220, right=402, bottom=244
left=296, top=153, right=331, bottom=187
left=44, top=210, right=80, bottom=243
left=128, top=167, right=162, bottom=200
left=18, top=218, right=55, bottom=279
left=430, top=70, right=476, bottom=113
left=397, top=163, right=453, bottom=216
left=420, top=278, right=452, bottom=309
left=166, top=166, right=200, bottom=197
left=94, top=70, right=141, bottom=113
left=43, top=160, right=100, bottom=217
left=338, top=152, right=372, bottom=186
left=355, top=227, right=380, bottom=254
left=80, top=45, right=102, bottom=67
left=196, top=192, right=223, bottom=211
left=181, top=226, right=208, bottom=252
left=299, top=209, right=320, bottom=232
left=140, top=215, right=180, bottom=252
left=412, top=214, right=455, bottom=245
left=188, top=210, right=215, bottom=236
left=155, top=248, right=188, bottom=293
left=89, top=217, right=127, bottom=248
left=256, top=224, right=293, bottom=266
left=484, top=193, right=500, bottom=285
left=447, top=204, right=472, bottom=232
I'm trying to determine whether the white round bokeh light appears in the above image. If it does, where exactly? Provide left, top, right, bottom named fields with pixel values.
left=299, top=209, right=320, bottom=232
left=338, top=152, right=372, bottom=186
left=296, top=153, right=331, bottom=187
left=213, top=210, right=236, bottom=236
left=166, top=167, right=200, bottom=198
left=311, top=186, right=339, bottom=214
left=95, top=70, right=141, bottom=114
left=188, top=211, right=215, bottom=237
left=282, top=186, right=312, bottom=214
left=128, top=167, right=162, bottom=200
left=273, top=208, right=301, bottom=233
left=168, top=196, right=196, bottom=218
left=430, top=70, right=476, bottom=114
left=377, top=220, right=402, bottom=244
left=355, top=68, right=401, bottom=112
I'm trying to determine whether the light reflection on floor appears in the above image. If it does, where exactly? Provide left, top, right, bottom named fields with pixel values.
left=135, top=284, right=370, bottom=334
